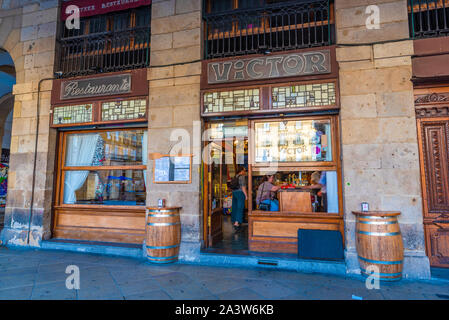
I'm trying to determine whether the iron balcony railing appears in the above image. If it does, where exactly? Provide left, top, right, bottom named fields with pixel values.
left=58, top=6, right=151, bottom=78
left=59, top=27, right=151, bottom=77
left=409, top=0, right=449, bottom=38
left=203, top=0, right=334, bottom=60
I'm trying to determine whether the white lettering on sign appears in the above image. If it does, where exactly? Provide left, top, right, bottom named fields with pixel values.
left=61, top=74, right=132, bottom=100
left=208, top=50, right=331, bottom=84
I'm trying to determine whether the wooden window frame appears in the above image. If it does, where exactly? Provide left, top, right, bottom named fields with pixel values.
left=54, top=127, right=147, bottom=210
left=247, top=114, right=342, bottom=215
left=202, top=114, right=344, bottom=249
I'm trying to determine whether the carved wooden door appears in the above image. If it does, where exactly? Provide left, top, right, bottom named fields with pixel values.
left=417, top=115, right=449, bottom=268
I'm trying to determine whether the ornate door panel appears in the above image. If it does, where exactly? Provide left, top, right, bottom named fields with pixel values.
left=425, top=224, right=449, bottom=268
left=420, top=121, right=449, bottom=218
left=416, top=91, right=449, bottom=268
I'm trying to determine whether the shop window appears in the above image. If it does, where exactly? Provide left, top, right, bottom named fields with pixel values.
left=254, top=119, right=332, bottom=163
left=203, top=89, right=260, bottom=113
left=60, top=129, right=147, bottom=206
left=52, top=104, right=93, bottom=125
left=102, top=99, right=147, bottom=121
left=252, top=169, right=339, bottom=214
left=272, top=83, right=336, bottom=109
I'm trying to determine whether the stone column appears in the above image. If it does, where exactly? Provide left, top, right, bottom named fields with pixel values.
left=0, top=0, right=58, bottom=247
left=147, top=0, right=203, bottom=260
left=335, top=0, right=430, bottom=279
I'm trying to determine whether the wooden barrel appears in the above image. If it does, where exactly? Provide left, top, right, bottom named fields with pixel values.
left=353, top=211, right=403, bottom=281
left=146, top=207, right=181, bottom=264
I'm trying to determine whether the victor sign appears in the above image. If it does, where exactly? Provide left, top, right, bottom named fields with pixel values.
left=60, top=74, right=131, bottom=100
left=207, top=50, right=331, bottom=84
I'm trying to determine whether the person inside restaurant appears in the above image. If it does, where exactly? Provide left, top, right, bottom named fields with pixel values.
left=256, top=174, right=286, bottom=211
left=253, top=170, right=335, bottom=213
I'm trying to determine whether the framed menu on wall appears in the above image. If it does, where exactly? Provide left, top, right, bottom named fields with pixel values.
left=153, top=155, right=192, bottom=184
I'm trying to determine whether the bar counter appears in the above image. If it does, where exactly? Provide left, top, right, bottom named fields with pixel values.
left=248, top=189, right=343, bottom=254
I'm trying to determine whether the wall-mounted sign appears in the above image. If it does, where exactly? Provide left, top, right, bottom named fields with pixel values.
left=60, top=74, right=131, bottom=100
left=61, top=0, right=151, bottom=20
left=207, top=50, right=331, bottom=84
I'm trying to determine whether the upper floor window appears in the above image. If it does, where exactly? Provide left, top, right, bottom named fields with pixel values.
left=203, top=0, right=335, bottom=60
left=58, top=4, right=151, bottom=78
left=408, top=0, right=449, bottom=39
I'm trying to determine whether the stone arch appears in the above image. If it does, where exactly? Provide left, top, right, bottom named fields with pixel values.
left=0, top=93, right=15, bottom=149
left=0, top=48, right=15, bottom=232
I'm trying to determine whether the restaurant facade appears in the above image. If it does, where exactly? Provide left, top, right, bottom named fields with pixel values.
left=0, top=0, right=448, bottom=279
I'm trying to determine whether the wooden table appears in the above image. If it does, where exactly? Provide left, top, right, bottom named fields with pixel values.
left=279, top=189, right=313, bottom=213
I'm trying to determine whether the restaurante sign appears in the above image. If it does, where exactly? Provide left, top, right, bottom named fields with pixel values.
left=207, top=50, right=331, bottom=84
left=61, top=0, right=151, bottom=20
left=60, top=74, right=131, bottom=100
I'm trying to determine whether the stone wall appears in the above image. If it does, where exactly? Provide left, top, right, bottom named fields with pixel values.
left=0, top=0, right=58, bottom=246
left=335, top=0, right=430, bottom=279
left=147, top=0, right=203, bottom=260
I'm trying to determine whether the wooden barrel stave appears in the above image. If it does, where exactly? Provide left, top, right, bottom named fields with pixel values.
left=146, top=207, right=181, bottom=264
left=355, top=214, right=403, bottom=281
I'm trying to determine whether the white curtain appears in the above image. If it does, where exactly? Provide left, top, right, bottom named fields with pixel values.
left=142, top=131, right=148, bottom=187
left=64, top=133, right=100, bottom=204
left=326, top=171, right=339, bottom=213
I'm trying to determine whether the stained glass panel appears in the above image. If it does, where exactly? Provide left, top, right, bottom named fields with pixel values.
left=203, top=89, right=260, bottom=113
left=53, top=104, right=93, bottom=125
left=272, top=83, right=336, bottom=109
left=102, top=99, right=147, bottom=121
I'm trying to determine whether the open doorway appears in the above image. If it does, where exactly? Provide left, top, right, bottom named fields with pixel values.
left=0, top=49, right=16, bottom=230
left=204, top=120, right=249, bottom=253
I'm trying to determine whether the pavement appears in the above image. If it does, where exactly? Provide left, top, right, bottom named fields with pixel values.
left=0, top=246, right=448, bottom=300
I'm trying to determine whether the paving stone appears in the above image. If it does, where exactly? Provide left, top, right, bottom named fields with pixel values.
left=216, top=287, right=266, bottom=300
left=199, top=277, right=247, bottom=295
left=240, top=279, right=297, bottom=299
left=35, top=270, right=70, bottom=285
left=162, top=282, right=215, bottom=300
left=117, top=278, right=162, bottom=296
left=0, top=266, right=38, bottom=277
left=300, top=286, right=352, bottom=300
left=125, top=289, right=172, bottom=300
left=0, top=285, right=33, bottom=300
left=153, top=272, right=195, bottom=288
left=37, top=261, right=100, bottom=274
left=31, top=281, right=76, bottom=300
left=283, top=292, right=309, bottom=300
left=0, top=273, right=35, bottom=290
left=0, top=248, right=446, bottom=300
left=76, top=283, right=123, bottom=300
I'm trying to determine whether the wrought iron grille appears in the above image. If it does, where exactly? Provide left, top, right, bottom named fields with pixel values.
left=409, top=0, right=449, bottom=38
left=203, top=0, right=334, bottom=60
left=58, top=7, right=151, bottom=78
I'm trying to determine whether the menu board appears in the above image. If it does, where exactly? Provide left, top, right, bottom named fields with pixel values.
left=154, top=156, right=191, bottom=183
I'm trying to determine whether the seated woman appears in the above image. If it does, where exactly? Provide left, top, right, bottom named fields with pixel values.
left=256, top=175, right=284, bottom=211
left=298, top=171, right=326, bottom=212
